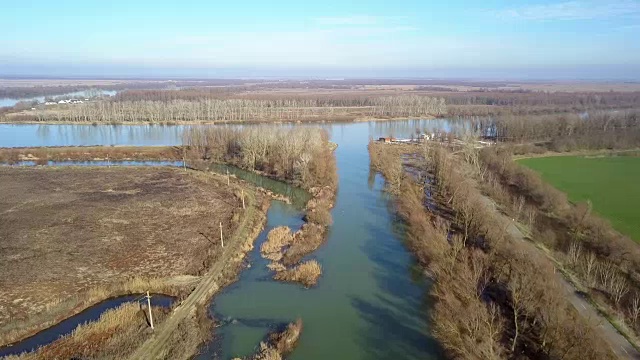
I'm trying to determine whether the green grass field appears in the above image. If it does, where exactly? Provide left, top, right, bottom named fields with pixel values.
left=518, top=155, right=640, bottom=242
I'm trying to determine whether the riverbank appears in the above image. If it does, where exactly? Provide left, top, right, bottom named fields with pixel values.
left=0, top=166, right=265, bottom=356
left=0, top=114, right=437, bottom=126
left=3, top=300, right=172, bottom=359
left=369, top=141, right=622, bottom=358
left=184, top=127, right=338, bottom=288
left=129, top=177, right=269, bottom=360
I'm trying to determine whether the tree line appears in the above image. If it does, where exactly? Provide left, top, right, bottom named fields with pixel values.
left=369, top=141, right=614, bottom=359
left=19, top=95, right=446, bottom=123
left=479, top=146, right=640, bottom=340
left=441, top=90, right=640, bottom=116
left=446, top=110, right=640, bottom=151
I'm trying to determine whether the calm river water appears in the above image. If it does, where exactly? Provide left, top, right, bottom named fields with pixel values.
left=0, top=120, right=451, bottom=359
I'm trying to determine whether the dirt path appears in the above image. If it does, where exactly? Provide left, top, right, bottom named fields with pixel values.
left=512, top=148, right=640, bottom=160
left=128, top=189, right=264, bottom=360
left=480, top=196, right=640, bottom=359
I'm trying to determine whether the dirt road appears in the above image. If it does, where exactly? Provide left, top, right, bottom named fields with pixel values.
left=128, top=188, right=265, bottom=360
left=481, top=196, right=640, bottom=359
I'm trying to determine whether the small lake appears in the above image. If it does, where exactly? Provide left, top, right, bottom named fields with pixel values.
left=0, top=119, right=451, bottom=359
left=0, top=90, right=117, bottom=108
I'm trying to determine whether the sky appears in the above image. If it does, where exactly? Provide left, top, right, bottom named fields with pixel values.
left=1, top=0, right=640, bottom=79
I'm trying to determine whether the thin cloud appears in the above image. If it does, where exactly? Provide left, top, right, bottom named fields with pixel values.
left=493, top=0, right=640, bottom=21
left=314, top=15, right=408, bottom=26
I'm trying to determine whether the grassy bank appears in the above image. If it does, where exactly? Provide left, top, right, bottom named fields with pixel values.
left=518, top=155, right=640, bottom=242
left=4, top=303, right=170, bottom=360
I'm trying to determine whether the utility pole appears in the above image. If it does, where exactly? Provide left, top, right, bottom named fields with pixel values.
left=241, top=189, right=245, bottom=209
left=146, top=291, right=154, bottom=330
left=226, top=170, right=230, bottom=185
left=182, top=148, right=187, bottom=172
left=219, top=222, right=224, bottom=248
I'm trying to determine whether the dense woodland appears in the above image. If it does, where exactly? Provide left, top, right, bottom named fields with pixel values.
left=369, top=142, right=614, bottom=359
left=183, top=127, right=335, bottom=188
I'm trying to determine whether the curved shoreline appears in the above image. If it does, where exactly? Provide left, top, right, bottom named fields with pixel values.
left=0, top=294, right=176, bottom=358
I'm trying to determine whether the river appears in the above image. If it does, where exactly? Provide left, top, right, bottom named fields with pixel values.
left=0, top=120, right=449, bottom=359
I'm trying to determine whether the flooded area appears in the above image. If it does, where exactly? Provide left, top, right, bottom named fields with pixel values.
left=0, top=119, right=448, bottom=359
left=0, top=118, right=469, bottom=148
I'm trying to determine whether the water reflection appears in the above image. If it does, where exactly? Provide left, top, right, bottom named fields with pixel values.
left=209, top=163, right=310, bottom=208
left=0, top=118, right=486, bottom=148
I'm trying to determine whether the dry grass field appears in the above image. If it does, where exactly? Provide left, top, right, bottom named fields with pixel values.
left=0, top=146, right=181, bottom=164
left=0, top=166, right=246, bottom=346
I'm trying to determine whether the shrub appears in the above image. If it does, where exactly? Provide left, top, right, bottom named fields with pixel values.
left=274, top=260, right=322, bottom=287
left=260, top=226, right=294, bottom=262
left=281, top=224, right=325, bottom=266
left=304, top=206, right=332, bottom=227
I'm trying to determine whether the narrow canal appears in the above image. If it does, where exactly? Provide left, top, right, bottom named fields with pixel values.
left=0, top=295, right=175, bottom=358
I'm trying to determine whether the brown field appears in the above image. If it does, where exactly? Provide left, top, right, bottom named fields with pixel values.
left=0, top=166, right=248, bottom=346
left=0, top=146, right=182, bottom=164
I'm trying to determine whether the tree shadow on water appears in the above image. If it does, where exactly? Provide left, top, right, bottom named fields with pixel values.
left=353, top=214, right=443, bottom=359
left=350, top=295, right=442, bottom=359
left=361, top=221, right=426, bottom=309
